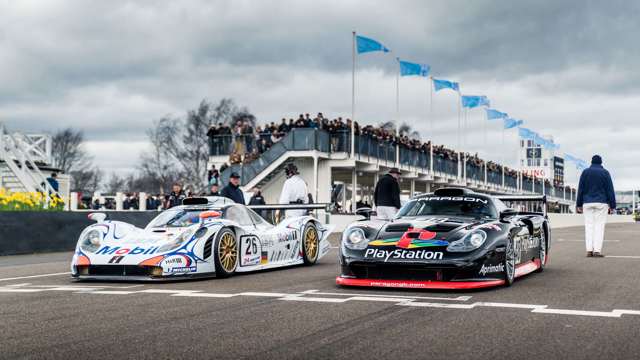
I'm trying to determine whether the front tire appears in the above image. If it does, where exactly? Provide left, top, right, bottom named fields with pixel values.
left=302, top=223, right=319, bottom=265
left=214, top=228, right=238, bottom=278
left=503, top=237, right=516, bottom=287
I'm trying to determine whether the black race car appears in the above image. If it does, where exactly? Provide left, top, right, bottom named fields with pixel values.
left=336, top=188, right=550, bottom=290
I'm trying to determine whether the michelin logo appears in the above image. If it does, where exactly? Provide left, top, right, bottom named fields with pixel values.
left=365, top=248, right=443, bottom=262
left=479, top=263, right=505, bottom=275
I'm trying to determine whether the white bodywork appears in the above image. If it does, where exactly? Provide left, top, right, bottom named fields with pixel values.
left=71, top=202, right=333, bottom=280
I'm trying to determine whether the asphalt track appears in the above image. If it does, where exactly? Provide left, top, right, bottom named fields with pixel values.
left=1, top=223, right=640, bottom=360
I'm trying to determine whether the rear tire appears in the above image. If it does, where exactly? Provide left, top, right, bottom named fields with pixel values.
left=535, top=228, right=547, bottom=273
left=302, top=223, right=319, bottom=265
left=503, top=237, right=516, bottom=287
left=213, top=228, right=238, bottom=278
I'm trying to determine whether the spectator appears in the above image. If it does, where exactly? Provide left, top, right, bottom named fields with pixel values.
left=220, top=172, right=245, bottom=204
left=249, top=187, right=267, bottom=219
left=209, top=183, right=220, bottom=196
left=576, top=155, right=616, bottom=257
left=165, top=183, right=186, bottom=209
left=46, top=172, right=59, bottom=192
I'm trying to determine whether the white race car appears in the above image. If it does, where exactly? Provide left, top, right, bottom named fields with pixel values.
left=71, top=197, right=333, bottom=280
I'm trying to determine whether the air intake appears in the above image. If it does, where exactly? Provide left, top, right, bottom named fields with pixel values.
left=433, top=188, right=472, bottom=197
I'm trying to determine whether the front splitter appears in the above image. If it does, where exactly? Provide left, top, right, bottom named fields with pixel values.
left=336, top=276, right=505, bottom=290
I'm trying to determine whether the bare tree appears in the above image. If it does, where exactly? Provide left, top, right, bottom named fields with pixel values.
left=70, top=168, right=102, bottom=194
left=212, top=98, right=239, bottom=126
left=139, top=98, right=254, bottom=194
left=105, top=172, right=127, bottom=194
left=51, top=128, right=92, bottom=172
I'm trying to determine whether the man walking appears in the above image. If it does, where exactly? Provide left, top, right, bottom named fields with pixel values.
left=576, top=155, right=616, bottom=257
left=374, top=168, right=402, bottom=220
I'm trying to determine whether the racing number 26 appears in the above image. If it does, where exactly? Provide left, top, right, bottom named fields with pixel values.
left=243, top=236, right=259, bottom=256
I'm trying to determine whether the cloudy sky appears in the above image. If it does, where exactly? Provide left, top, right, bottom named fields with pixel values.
left=2, top=0, right=639, bottom=188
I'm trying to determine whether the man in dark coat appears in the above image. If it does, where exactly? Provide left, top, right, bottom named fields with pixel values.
left=374, top=168, right=402, bottom=220
left=576, top=155, right=616, bottom=257
left=220, top=172, right=245, bottom=204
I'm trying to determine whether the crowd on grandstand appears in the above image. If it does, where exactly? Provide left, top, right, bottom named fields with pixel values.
left=77, top=111, right=573, bottom=212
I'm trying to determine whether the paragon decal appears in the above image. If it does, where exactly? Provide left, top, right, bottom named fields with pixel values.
left=479, top=263, right=505, bottom=275
left=364, top=248, right=443, bottom=261
left=423, top=197, right=489, bottom=204
left=96, top=246, right=159, bottom=256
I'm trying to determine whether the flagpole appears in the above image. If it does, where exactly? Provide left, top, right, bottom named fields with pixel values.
left=351, top=31, right=356, bottom=158
left=396, top=57, right=400, bottom=126
left=457, top=93, right=461, bottom=151
left=429, top=76, right=433, bottom=138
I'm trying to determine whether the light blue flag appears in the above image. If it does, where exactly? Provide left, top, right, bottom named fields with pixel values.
left=503, top=118, right=523, bottom=129
left=486, top=109, right=508, bottom=120
left=461, top=95, right=490, bottom=108
left=433, top=78, right=460, bottom=92
left=399, top=59, right=430, bottom=76
left=356, top=35, right=390, bottom=54
left=519, top=127, right=535, bottom=139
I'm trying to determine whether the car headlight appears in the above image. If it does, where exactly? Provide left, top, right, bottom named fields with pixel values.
left=446, top=230, right=487, bottom=252
left=343, top=227, right=368, bottom=250
left=158, top=231, right=192, bottom=253
left=80, top=229, right=103, bottom=253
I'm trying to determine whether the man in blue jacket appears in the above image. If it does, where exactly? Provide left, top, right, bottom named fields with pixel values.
left=576, top=155, right=616, bottom=257
left=220, top=172, right=245, bottom=205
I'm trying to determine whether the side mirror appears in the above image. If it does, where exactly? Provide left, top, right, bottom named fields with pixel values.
left=355, top=207, right=375, bottom=220
left=88, top=212, right=107, bottom=223
left=499, top=209, right=518, bottom=221
left=199, top=210, right=222, bottom=220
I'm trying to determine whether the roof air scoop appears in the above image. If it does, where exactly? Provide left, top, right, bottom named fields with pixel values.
left=433, top=188, right=472, bottom=197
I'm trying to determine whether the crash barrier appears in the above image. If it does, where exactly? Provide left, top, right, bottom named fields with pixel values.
left=0, top=211, right=158, bottom=256
left=0, top=204, right=331, bottom=256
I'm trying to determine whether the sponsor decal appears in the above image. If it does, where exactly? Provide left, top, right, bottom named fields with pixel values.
left=241, top=235, right=261, bottom=266
left=364, top=248, right=443, bottom=262
left=96, top=246, right=159, bottom=256
left=514, top=235, right=540, bottom=264
left=422, top=196, right=489, bottom=204
left=369, top=229, right=448, bottom=249
left=162, top=255, right=196, bottom=273
left=478, top=224, right=501, bottom=232
left=479, top=263, right=505, bottom=275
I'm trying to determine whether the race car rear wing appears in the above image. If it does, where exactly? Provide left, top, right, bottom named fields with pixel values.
left=496, top=195, right=547, bottom=217
left=248, top=203, right=331, bottom=224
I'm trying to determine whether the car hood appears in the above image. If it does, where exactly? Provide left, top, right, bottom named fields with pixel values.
left=359, top=216, right=501, bottom=245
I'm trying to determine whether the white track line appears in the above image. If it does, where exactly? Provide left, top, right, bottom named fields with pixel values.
left=1, top=284, right=639, bottom=319
left=0, top=272, right=69, bottom=282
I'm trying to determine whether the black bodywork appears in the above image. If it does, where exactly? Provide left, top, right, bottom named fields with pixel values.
left=337, top=188, right=550, bottom=288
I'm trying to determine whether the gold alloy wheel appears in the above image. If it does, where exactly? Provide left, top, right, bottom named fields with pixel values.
left=218, top=232, right=238, bottom=273
left=304, top=227, right=318, bottom=261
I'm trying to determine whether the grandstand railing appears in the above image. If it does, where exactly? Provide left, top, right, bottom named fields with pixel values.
left=211, top=128, right=577, bottom=202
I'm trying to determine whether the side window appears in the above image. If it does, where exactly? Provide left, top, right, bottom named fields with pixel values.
left=248, top=209, right=271, bottom=230
left=224, top=206, right=254, bottom=227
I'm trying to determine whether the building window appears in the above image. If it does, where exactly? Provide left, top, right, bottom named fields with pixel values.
left=544, top=159, right=548, bottom=167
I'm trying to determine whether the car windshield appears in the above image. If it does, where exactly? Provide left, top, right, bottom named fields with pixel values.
left=397, top=197, right=497, bottom=219
left=147, top=209, right=206, bottom=228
